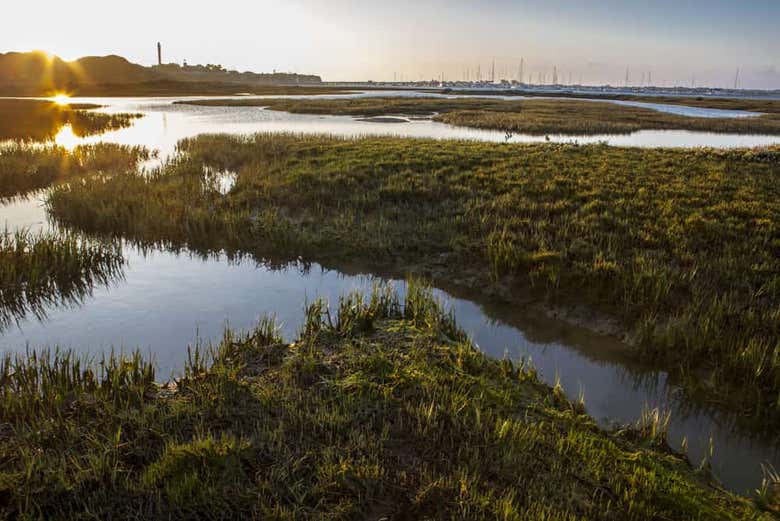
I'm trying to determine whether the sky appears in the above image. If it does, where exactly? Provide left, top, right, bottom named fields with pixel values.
left=3, top=0, right=779, bottom=89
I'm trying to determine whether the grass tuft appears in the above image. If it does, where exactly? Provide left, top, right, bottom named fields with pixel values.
left=0, top=141, right=149, bottom=199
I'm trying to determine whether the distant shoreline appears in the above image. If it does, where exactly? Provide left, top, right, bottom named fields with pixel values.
left=0, top=82, right=353, bottom=98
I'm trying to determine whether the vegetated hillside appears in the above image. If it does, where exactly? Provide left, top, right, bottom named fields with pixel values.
left=72, top=54, right=160, bottom=84
left=0, top=51, right=159, bottom=94
left=152, top=62, right=322, bottom=85
left=0, top=51, right=323, bottom=96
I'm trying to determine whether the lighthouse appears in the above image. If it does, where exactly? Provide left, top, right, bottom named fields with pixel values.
left=157, top=42, right=162, bottom=66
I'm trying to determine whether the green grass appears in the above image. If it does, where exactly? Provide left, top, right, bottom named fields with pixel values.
left=0, top=99, right=141, bottom=141
left=0, top=282, right=773, bottom=519
left=177, top=97, right=780, bottom=135
left=431, top=89, right=780, bottom=114
left=0, top=229, right=125, bottom=330
left=44, top=134, right=780, bottom=424
left=0, top=141, right=149, bottom=199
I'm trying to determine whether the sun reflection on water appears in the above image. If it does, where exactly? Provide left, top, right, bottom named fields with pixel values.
left=54, top=124, right=79, bottom=150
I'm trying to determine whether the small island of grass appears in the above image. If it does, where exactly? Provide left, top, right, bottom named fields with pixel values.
left=177, top=97, right=780, bottom=135
left=43, top=134, right=780, bottom=427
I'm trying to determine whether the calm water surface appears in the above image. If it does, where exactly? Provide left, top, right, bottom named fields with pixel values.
left=38, top=93, right=780, bottom=154
left=1, top=92, right=779, bottom=493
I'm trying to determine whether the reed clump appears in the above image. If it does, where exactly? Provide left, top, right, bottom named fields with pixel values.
left=0, top=282, right=768, bottom=519
left=0, top=141, right=149, bottom=199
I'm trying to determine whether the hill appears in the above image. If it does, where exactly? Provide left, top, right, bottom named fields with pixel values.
left=0, top=51, right=322, bottom=96
left=153, top=62, right=321, bottom=85
left=0, top=51, right=159, bottom=95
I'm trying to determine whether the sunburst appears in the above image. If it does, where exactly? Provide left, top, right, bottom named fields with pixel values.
left=52, top=93, right=71, bottom=106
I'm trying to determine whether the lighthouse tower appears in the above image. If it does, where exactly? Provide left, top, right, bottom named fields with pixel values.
left=157, top=42, right=162, bottom=66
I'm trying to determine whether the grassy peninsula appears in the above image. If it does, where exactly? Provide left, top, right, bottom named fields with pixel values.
left=0, top=283, right=773, bottom=519
left=0, top=142, right=149, bottom=199
left=177, top=97, right=780, bottom=135
left=44, top=134, right=780, bottom=424
left=427, top=89, right=780, bottom=114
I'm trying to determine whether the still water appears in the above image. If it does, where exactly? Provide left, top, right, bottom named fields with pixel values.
left=40, top=93, right=780, bottom=154
left=1, top=93, right=779, bottom=493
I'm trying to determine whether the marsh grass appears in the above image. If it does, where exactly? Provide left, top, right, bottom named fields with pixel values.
left=0, top=282, right=769, bottom=519
left=0, top=229, right=125, bottom=330
left=474, top=91, right=780, bottom=114
left=178, top=97, right=780, bottom=135
left=615, top=96, right=780, bottom=114
left=435, top=104, right=780, bottom=135
left=0, top=99, right=141, bottom=141
left=430, top=89, right=780, bottom=114
left=755, top=463, right=780, bottom=513
left=0, top=348, right=155, bottom=422
left=0, top=141, right=149, bottom=199
left=45, top=134, right=780, bottom=423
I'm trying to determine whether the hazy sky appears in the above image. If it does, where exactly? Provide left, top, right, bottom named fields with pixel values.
left=4, top=0, right=779, bottom=88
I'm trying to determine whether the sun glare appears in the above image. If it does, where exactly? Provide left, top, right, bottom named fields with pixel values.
left=52, top=93, right=71, bottom=106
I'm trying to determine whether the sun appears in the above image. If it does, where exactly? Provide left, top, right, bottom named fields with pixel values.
left=52, top=93, right=71, bottom=106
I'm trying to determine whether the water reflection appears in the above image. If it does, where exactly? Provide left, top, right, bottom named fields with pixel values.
left=0, top=227, right=776, bottom=492
left=203, top=166, right=238, bottom=195
left=0, top=191, right=50, bottom=233
left=0, top=232, right=125, bottom=331
left=0, top=98, right=139, bottom=142
left=54, top=124, right=79, bottom=150
left=12, top=95, right=778, bottom=157
left=1, top=93, right=779, bottom=494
